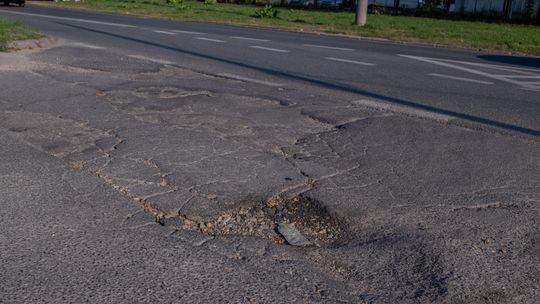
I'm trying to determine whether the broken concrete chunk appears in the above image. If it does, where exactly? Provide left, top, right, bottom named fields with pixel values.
left=277, top=223, right=312, bottom=247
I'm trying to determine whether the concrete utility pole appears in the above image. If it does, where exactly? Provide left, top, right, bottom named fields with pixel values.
left=355, top=0, right=368, bottom=26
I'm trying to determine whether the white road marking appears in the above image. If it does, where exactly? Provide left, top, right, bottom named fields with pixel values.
left=398, top=54, right=540, bottom=91
left=325, top=57, right=376, bottom=66
left=127, top=54, right=175, bottom=65
left=230, top=36, right=270, bottom=42
left=250, top=46, right=289, bottom=53
left=171, top=30, right=206, bottom=35
left=195, top=37, right=225, bottom=43
left=352, top=99, right=454, bottom=123
left=428, top=73, right=494, bottom=85
left=217, top=73, right=285, bottom=87
left=68, top=42, right=105, bottom=49
left=153, top=30, right=177, bottom=35
left=0, top=10, right=137, bottom=28
left=303, top=44, right=354, bottom=51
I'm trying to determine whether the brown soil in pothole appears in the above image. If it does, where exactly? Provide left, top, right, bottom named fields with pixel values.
left=177, top=195, right=350, bottom=248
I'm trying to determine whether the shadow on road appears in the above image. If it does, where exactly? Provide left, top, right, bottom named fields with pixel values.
left=478, top=54, right=540, bottom=69
left=56, top=22, right=540, bottom=138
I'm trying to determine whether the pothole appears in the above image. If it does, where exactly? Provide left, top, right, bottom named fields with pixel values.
left=171, top=195, right=350, bottom=248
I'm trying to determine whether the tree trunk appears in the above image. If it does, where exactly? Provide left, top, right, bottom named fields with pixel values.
left=393, top=0, right=400, bottom=15
left=502, top=0, right=513, bottom=20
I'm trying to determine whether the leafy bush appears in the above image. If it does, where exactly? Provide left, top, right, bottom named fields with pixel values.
left=422, top=0, right=441, bottom=12
left=368, top=4, right=388, bottom=15
left=204, top=0, right=217, bottom=4
left=166, top=0, right=188, bottom=8
left=255, top=4, right=279, bottom=18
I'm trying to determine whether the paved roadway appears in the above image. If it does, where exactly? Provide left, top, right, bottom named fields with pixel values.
left=1, top=4, right=539, bottom=135
left=0, top=4, right=539, bottom=303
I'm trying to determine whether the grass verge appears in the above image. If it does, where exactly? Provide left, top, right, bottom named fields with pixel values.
left=0, top=17, right=42, bottom=51
left=36, top=0, right=540, bottom=55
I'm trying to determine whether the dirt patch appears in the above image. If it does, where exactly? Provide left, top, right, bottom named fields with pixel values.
left=0, top=49, right=44, bottom=71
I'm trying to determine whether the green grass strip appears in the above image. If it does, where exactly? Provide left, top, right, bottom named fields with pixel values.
left=0, top=17, right=42, bottom=51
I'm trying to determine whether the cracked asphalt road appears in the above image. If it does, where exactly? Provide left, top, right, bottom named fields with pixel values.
left=1, top=6, right=540, bottom=303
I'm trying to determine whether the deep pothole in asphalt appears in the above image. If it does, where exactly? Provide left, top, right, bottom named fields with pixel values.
left=153, top=195, right=350, bottom=248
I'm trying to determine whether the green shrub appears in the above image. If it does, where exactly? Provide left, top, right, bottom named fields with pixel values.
left=166, top=0, right=182, bottom=4
left=254, top=4, right=279, bottom=18
left=204, top=0, right=217, bottom=4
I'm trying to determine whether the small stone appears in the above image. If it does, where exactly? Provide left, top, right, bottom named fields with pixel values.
left=277, top=223, right=312, bottom=247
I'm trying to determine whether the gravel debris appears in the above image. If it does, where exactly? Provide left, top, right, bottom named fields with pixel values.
left=179, top=195, right=349, bottom=247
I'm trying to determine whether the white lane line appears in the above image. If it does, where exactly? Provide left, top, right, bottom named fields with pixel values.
left=171, top=30, right=207, bottom=35
left=325, top=57, right=376, bottom=66
left=428, top=73, right=494, bottom=85
left=217, top=73, right=285, bottom=87
left=68, top=42, right=105, bottom=49
left=195, top=37, right=225, bottom=43
left=230, top=36, right=270, bottom=42
left=0, top=10, right=136, bottom=28
left=398, top=54, right=538, bottom=90
left=303, top=44, right=354, bottom=51
left=153, top=30, right=177, bottom=35
left=128, top=54, right=175, bottom=65
left=250, top=46, right=289, bottom=53
left=352, top=99, right=454, bottom=123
